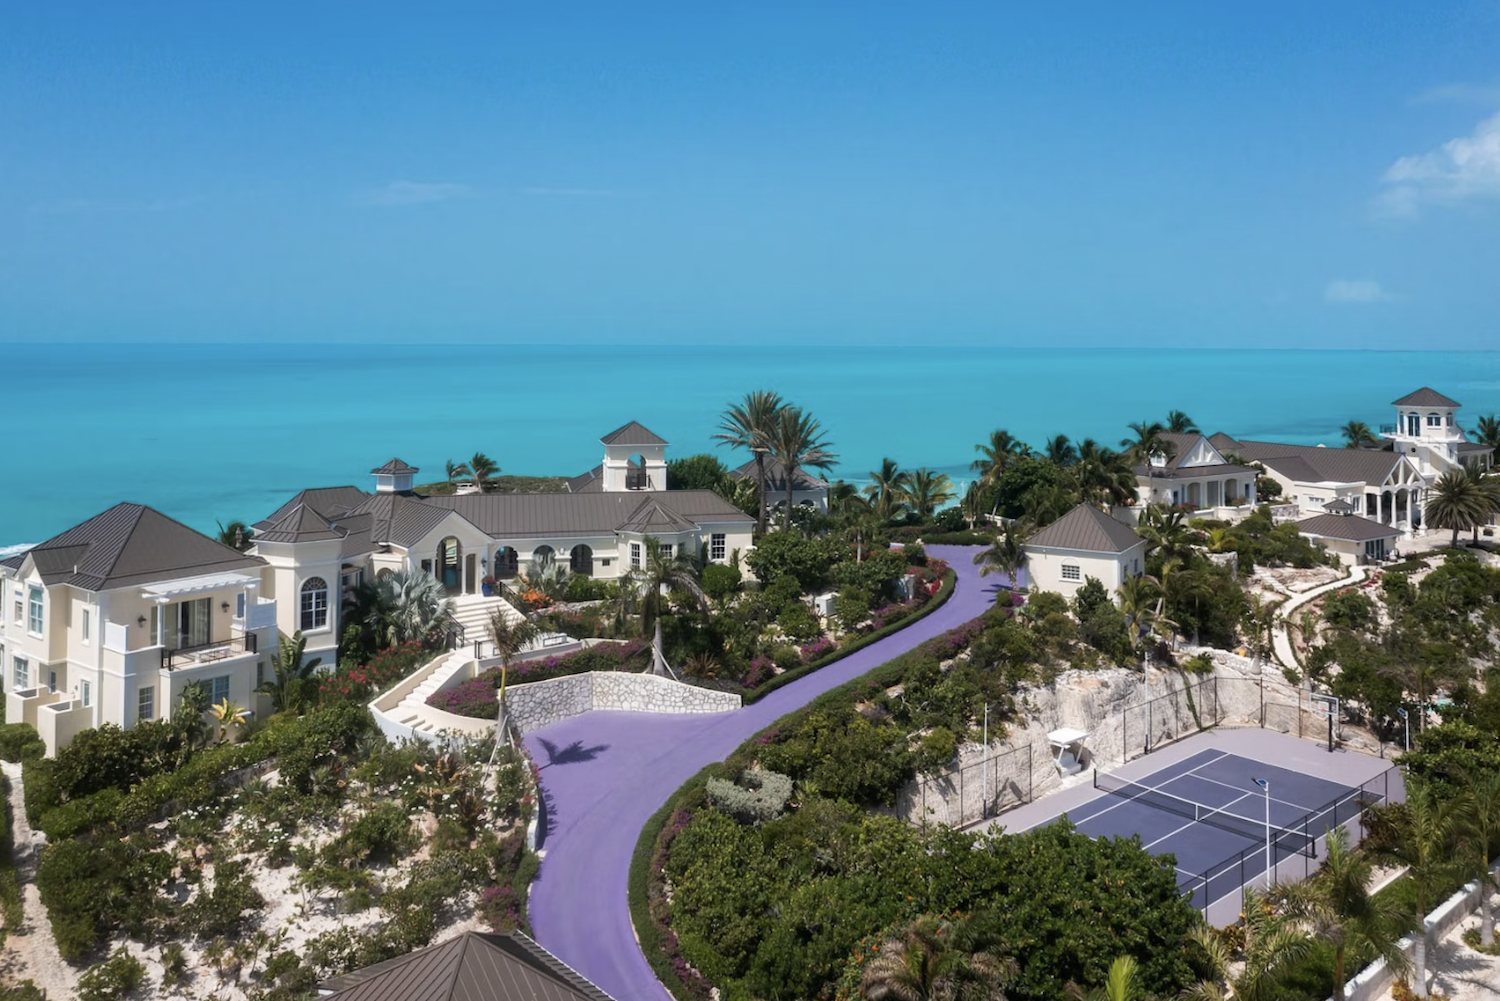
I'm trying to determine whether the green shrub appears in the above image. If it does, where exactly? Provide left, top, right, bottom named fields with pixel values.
left=705, top=767, right=793, bottom=825
left=181, top=858, right=265, bottom=939
left=76, top=948, right=146, bottom=1001
left=0, top=723, right=45, bottom=763
left=21, top=758, right=59, bottom=828
left=777, top=603, right=822, bottom=642
left=701, top=563, right=743, bottom=603
left=834, top=587, right=872, bottom=633
left=326, top=802, right=416, bottom=866
left=0, top=981, right=48, bottom=1000
left=0, top=775, right=21, bottom=934
left=53, top=720, right=190, bottom=800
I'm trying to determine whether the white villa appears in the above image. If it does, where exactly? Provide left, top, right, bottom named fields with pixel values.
left=1133, top=432, right=1260, bottom=518
left=2, top=504, right=279, bottom=758
left=1023, top=503, right=1148, bottom=602
left=727, top=457, right=831, bottom=514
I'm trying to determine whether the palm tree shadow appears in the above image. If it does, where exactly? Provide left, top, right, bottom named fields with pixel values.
left=536, top=737, right=609, bottom=767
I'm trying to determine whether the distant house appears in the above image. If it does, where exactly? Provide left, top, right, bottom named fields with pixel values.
left=1133, top=432, right=1259, bottom=519
left=727, top=456, right=831, bottom=514
left=1294, top=506, right=1403, bottom=567
left=1381, top=387, right=1493, bottom=477
left=316, top=930, right=615, bottom=1000
left=1, top=504, right=278, bottom=757
left=1023, top=504, right=1148, bottom=602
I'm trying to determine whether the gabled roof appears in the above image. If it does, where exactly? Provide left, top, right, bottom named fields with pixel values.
left=254, top=486, right=369, bottom=531
left=1295, top=513, right=1402, bottom=543
left=617, top=497, right=696, bottom=534
left=728, top=457, right=830, bottom=491
left=1323, top=498, right=1357, bottom=515
left=318, top=930, right=614, bottom=1001
left=343, top=492, right=470, bottom=549
left=566, top=465, right=603, bottom=493
left=600, top=421, right=667, bottom=447
left=1214, top=436, right=1404, bottom=486
left=1392, top=388, right=1460, bottom=408
left=254, top=503, right=346, bottom=544
left=21, top=503, right=264, bottom=591
left=370, top=458, right=420, bottom=475
left=1026, top=504, right=1144, bottom=555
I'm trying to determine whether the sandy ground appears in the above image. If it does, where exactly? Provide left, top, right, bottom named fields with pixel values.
left=1380, top=898, right=1500, bottom=1001
left=0, top=761, right=76, bottom=998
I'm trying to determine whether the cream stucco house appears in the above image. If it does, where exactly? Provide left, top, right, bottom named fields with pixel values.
left=1, top=504, right=278, bottom=757
left=1293, top=504, right=1403, bottom=567
left=1023, top=504, right=1148, bottom=602
left=1133, top=432, right=1259, bottom=520
left=727, top=457, right=831, bottom=514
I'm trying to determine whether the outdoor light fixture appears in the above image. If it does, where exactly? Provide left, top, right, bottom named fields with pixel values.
left=1397, top=707, right=1410, bottom=753
left=1253, top=778, right=1271, bottom=890
left=137, top=615, right=148, bottom=626
left=221, top=601, right=231, bottom=613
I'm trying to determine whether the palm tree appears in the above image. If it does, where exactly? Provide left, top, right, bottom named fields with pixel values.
left=973, top=521, right=1030, bottom=587
left=632, top=536, right=708, bottom=677
left=960, top=480, right=986, bottom=529
left=1366, top=777, right=1464, bottom=998
left=767, top=405, right=838, bottom=530
left=1426, top=468, right=1489, bottom=546
left=487, top=608, right=538, bottom=742
left=1166, top=410, right=1199, bottom=434
left=1044, top=434, right=1078, bottom=467
left=714, top=390, right=786, bottom=535
left=865, top=458, right=912, bottom=522
left=1067, top=956, right=1150, bottom=1001
left=1074, top=440, right=1139, bottom=510
left=1117, top=575, right=1160, bottom=664
left=209, top=698, right=251, bottom=745
left=216, top=520, right=255, bottom=552
left=257, top=630, right=323, bottom=714
left=359, top=570, right=455, bottom=647
left=1123, top=421, right=1175, bottom=507
left=861, top=915, right=1014, bottom=1001
left=1137, top=506, right=1193, bottom=562
left=1462, top=459, right=1500, bottom=542
left=1340, top=421, right=1379, bottom=449
left=1275, top=826, right=1407, bottom=1001
left=445, top=459, right=472, bottom=485
left=1472, top=414, right=1500, bottom=450
left=1458, top=769, right=1500, bottom=947
left=972, top=430, right=1030, bottom=486
left=1185, top=886, right=1313, bottom=1001
left=902, top=468, right=956, bottom=520
left=469, top=452, right=499, bottom=492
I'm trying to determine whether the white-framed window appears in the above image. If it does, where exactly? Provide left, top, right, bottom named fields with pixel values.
left=600, top=558, right=612, bottom=568
left=81, top=608, right=90, bottom=644
left=12, top=656, right=28, bottom=692
left=79, top=679, right=92, bottom=707
left=300, top=577, right=329, bottom=631
left=1427, top=412, right=1441, bottom=427
left=256, top=660, right=266, bottom=689
left=27, top=587, right=43, bottom=635
left=661, top=543, right=673, bottom=559
left=207, top=675, right=230, bottom=704
left=1060, top=564, right=1082, bottom=582
left=236, top=592, right=246, bottom=619
left=138, top=686, right=155, bottom=721
left=11, top=588, right=20, bottom=624
left=630, top=543, right=641, bottom=569
left=710, top=533, right=726, bottom=561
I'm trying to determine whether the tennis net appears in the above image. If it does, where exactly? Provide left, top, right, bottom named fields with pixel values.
left=1094, top=770, right=1316, bottom=857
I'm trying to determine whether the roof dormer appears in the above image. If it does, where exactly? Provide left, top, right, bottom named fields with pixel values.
left=599, top=422, right=668, bottom=492
left=371, top=458, right=419, bottom=495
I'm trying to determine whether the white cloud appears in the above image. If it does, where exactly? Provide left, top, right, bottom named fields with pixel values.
left=1376, top=111, right=1500, bottom=216
left=359, top=181, right=470, bottom=206
left=1325, top=279, right=1393, bottom=304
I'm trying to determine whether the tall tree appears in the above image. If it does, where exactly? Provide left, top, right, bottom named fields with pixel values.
left=1366, top=777, right=1464, bottom=998
left=487, top=608, right=538, bottom=742
left=1458, top=769, right=1500, bottom=948
left=1165, top=410, right=1199, bottom=434
left=257, top=630, right=323, bottom=714
left=1275, top=826, right=1408, bottom=1001
left=1340, top=421, right=1380, bottom=449
left=972, top=429, right=1030, bottom=486
left=445, top=458, right=471, bottom=484
left=469, top=452, right=499, bottom=491
left=1426, top=468, right=1489, bottom=546
left=1184, top=886, right=1313, bottom=1001
left=1123, top=421, right=1175, bottom=508
left=1471, top=414, right=1500, bottom=450
left=631, top=536, right=708, bottom=677
left=1462, top=459, right=1500, bottom=542
left=1045, top=434, right=1078, bottom=467
left=216, top=520, right=255, bottom=552
left=861, top=915, right=1014, bottom=1001
left=902, top=468, right=956, bottom=519
left=865, top=457, right=912, bottom=522
left=714, top=390, right=786, bottom=535
left=768, top=405, right=838, bottom=530
left=1074, top=440, right=1139, bottom=510
left=973, top=521, right=1030, bottom=586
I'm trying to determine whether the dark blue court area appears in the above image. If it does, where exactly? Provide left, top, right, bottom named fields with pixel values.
left=1066, top=749, right=1380, bottom=910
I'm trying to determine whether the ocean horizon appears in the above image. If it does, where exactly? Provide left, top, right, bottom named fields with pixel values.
left=4, top=341, right=1499, bottom=550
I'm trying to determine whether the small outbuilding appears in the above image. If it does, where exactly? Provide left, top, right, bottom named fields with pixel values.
left=1022, top=504, right=1148, bottom=602
left=1294, top=510, right=1402, bottom=567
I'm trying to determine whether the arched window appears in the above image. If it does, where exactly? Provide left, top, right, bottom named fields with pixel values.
left=1427, top=412, right=1441, bottom=427
left=570, top=544, right=594, bottom=577
left=300, top=577, right=329, bottom=630
left=494, top=547, right=519, bottom=579
left=376, top=567, right=394, bottom=581
left=532, top=545, right=555, bottom=565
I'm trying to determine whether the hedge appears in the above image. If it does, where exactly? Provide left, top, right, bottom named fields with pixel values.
left=0, top=724, right=45, bottom=763
left=743, top=568, right=955, bottom=704
left=0, top=774, right=21, bottom=938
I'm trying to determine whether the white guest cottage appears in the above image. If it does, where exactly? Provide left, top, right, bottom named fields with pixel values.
left=1023, top=504, right=1148, bottom=602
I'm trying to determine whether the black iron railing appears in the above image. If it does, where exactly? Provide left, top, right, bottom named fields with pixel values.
left=161, top=632, right=257, bottom=670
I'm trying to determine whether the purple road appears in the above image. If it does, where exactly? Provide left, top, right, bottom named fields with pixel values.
left=523, top=546, right=1006, bottom=1001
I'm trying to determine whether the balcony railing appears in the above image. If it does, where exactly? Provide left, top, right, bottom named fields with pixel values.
left=1379, top=424, right=1398, bottom=434
left=161, top=632, right=257, bottom=670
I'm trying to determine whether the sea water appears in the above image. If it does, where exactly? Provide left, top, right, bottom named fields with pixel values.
left=3, top=341, right=1499, bottom=549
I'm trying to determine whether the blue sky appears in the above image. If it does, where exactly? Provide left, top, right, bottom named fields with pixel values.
left=2, top=2, right=1498, bottom=348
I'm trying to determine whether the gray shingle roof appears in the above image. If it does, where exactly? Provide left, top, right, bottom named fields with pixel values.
left=1216, top=437, right=1403, bottom=486
left=1026, top=504, right=1145, bottom=554
left=1392, top=387, right=1461, bottom=408
left=1457, top=441, right=1493, bottom=454
left=600, top=421, right=667, bottom=447
left=318, top=931, right=614, bottom=1001
left=370, top=458, right=420, bottom=475
left=1323, top=498, right=1357, bottom=515
left=1295, top=513, right=1403, bottom=543
left=343, top=493, right=467, bottom=549
left=22, top=503, right=265, bottom=591
left=729, top=457, right=829, bottom=491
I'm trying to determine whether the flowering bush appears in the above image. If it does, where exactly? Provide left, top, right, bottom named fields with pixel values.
left=478, top=884, right=520, bottom=932
left=427, top=641, right=652, bottom=718
left=799, top=637, right=836, bottom=662
left=319, top=640, right=432, bottom=702
left=742, top=656, right=774, bottom=690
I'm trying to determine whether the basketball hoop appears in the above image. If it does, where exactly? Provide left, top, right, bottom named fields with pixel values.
left=1310, top=693, right=1340, bottom=753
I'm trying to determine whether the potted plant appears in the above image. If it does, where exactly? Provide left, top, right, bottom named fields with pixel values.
left=481, top=575, right=497, bottom=597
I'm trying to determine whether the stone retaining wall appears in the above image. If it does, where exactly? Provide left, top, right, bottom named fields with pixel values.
left=503, top=672, right=741, bottom=735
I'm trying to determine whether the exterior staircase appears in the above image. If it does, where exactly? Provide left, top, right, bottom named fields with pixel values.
left=393, top=648, right=477, bottom=734
left=448, top=593, right=526, bottom=654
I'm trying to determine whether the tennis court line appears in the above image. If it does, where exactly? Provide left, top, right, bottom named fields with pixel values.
left=1183, top=767, right=1326, bottom=815
left=1078, top=750, right=1234, bottom=826
left=1142, top=788, right=1261, bottom=853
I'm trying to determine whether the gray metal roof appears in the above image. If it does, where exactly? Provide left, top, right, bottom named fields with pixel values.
left=566, top=465, right=603, bottom=492
left=1457, top=441, right=1494, bottom=454
left=1323, top=498, right=1357, bottom=514
left=370, top=458, right=420, bottom=475
left=254, top=503, right=346, bottom=544
left=1392, top=387, right=1461, bottom=408
left=600, top=421, right=667, bottom=447
left=1026, top=504, right=1145, bottom=554
left=1295, top=513, right=1402, bottom=543
left=254, top=486, right=369, bottom=531
left=318, top=931, right=615, bottom=1001
left=616, top=497, right=697, bottom=533
left=729, top=456, right=829, bottom=491
left=21, top=503, right=265, bottom=591
left=1216, top=438, right=1403, bottom=486
left=422, top=489, right=752, bottom=538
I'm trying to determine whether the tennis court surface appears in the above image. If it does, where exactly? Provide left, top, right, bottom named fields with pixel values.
left=1067, top=748, right=1386, bottom=914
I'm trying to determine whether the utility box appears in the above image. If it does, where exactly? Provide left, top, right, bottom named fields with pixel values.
left=813, top=592, right=837, bottom=617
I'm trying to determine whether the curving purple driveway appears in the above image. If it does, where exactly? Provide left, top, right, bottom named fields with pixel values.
left=523, top=546, right=1006, bottom=1001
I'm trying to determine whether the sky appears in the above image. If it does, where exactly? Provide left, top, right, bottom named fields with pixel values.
left=2, top=2, right=1498, bottom=348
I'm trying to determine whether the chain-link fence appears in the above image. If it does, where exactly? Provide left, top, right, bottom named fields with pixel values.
left=1118, top=675, right=1224, bottom=765
left=897, top=744, right=1035, bottom=828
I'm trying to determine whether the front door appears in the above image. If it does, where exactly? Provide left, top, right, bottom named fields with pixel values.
left=465, top=554, right=477, bottom=594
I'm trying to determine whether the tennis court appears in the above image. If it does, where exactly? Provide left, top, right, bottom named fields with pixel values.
left=1067, top=748, right=1383, bottom=913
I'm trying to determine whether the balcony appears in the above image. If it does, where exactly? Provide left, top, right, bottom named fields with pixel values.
left=161, top=632, right=258, bottom=670
left=1379, top=424, right=1398, bottom=435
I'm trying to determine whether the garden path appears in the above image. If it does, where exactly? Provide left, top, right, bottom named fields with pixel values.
left=1271, top=564, right=1365, bottom=670
left=0, top=761, right=77, bottom=999
left=522, top=546, right=1003, bottom=1001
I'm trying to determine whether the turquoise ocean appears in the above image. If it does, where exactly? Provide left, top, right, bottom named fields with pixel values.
left=4, top=342, right=1500, bottom=551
